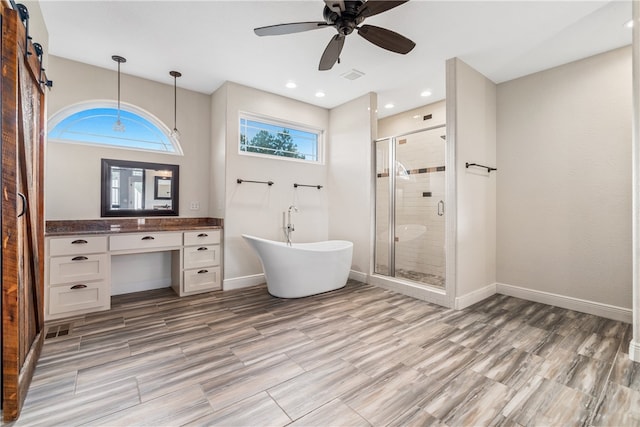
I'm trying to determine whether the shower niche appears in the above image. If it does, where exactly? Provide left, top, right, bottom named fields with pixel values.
left=374, top=124, right=447, bottom=289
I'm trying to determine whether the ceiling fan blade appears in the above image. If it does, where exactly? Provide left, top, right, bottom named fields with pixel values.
left=357, top=1, right=409, bottom=19
left=324, top=0, right=345, bottom=13
left=319, top=34, right=345, bottom=71
left=357, top=24, right=415, bottom=54
left=254, top=22, right=329, bottom=36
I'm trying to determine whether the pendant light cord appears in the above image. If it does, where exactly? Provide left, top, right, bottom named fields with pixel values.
left=169, top=71, right=182, bottom=135
left=117, top=60, right=122, bottom=123
left=111, top=55, right=126, bottom=131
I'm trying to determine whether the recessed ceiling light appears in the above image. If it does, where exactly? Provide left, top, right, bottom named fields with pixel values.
left=315, top=91, right=325, bottom=98
left=625, top=19, right=634, bottom=28
left=412, top=114, right=421, bottom=119
left=384, top=103, right=394, bottom=109
left=421, top=90, right=432, bottom=97
left=285, top=81, right=297, bottom=89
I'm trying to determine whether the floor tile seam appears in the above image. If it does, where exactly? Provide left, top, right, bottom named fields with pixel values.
left=202, top=383, right=281, bottom=418
left=38, top=343, right=132, bottom=368
left=74, top=354, right=175, bottom=394
left=337, top=397, right=377, bottom=426
left=81, top=378, right=161, bottom=427
left=585, top=328, right=627, bottom=426
left=484, top=375, right=552, bottom=426
left=29, top=378, right=142, bottom=426
left=264, top=389, right=296, bottom=424
left=386, top=405, right=443, bottom=426
left=185, top=390, right=226, bottom=426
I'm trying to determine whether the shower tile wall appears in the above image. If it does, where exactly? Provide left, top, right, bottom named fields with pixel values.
left=376, top=130, right=446, bottom=286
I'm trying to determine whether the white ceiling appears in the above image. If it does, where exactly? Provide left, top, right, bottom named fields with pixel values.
left=38, top=0, right=632, bottom=118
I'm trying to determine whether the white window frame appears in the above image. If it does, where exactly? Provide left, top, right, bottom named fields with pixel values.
left=48, top=100, right=184, bottom=156
left=238, top=112, right=324, bottom=164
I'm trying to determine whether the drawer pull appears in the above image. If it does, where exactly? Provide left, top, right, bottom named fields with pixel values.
left=197, top=247, right=208, bottom=251
left=141, top=236, right=155, bottom=241
left=197, top=233, right=208, bottom=237
left=70, top=284, right=87, bottom=290
left=197, top=269, right=209, bottom=274
left=71, top=239, right=88, bottom=244
left=71, top=256, right=88, bottom=261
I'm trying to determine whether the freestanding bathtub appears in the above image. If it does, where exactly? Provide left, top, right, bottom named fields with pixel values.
left=242, top=234, right=353, bottom=298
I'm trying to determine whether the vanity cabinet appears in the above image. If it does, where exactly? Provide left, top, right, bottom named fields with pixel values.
left=177, top=230, right=222, bottom=296
left=46, top=236, right=110, bottom=319
left=45, top=227, right=223, bottom=320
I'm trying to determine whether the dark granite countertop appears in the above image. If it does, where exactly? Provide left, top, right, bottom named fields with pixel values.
left=45, top=217, right=223, bottom=236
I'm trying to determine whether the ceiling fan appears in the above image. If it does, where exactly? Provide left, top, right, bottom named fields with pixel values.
left=254, top=0, right=415, bottom=71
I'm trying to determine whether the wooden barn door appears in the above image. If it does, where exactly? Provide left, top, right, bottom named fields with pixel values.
left=1, top=5, right=46, bottom=421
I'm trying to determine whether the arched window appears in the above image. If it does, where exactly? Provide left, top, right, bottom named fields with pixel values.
left=48, top=101, right=183, bottom=155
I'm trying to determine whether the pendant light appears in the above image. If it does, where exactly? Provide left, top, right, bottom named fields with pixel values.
left=112, top=55, right=126, bottom=132
left=169, top=70, right=182, bottom=140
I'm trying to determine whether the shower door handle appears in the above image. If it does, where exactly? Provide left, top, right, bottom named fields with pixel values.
left=437, top=200, right=445, bottom=216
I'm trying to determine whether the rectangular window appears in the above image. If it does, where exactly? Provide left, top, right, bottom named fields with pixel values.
left=239, top=113, right=322, bottom=163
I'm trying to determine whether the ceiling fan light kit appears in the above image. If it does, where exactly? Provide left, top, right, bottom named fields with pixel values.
left=254, top=0, right=415, bottom=71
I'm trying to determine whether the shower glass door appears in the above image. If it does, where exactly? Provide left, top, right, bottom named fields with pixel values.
left=375, top=125, right=446, bottom=288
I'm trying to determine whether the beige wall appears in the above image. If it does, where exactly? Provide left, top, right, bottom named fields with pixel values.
left=497, top=46, right=632, bottom=308
left=218, top=82, right=330, bottom=284
left=378, top=100, right=446, bottom=137
left=328, top=93, right=377, bottom=277
left=448, top=58, right=497, bottom=303
left=45, top=56, right=212, bottom=219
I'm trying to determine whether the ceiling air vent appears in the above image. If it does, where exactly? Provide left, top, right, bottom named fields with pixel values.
left=340, top=69, right=365, bottom=81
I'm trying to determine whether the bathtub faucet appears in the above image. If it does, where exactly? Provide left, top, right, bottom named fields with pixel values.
left=285, top=205, right=298, bottom=245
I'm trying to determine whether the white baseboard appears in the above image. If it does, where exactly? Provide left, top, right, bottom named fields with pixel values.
left=455, top=283, right=497, bottom=310
left=349, top=270, right=368, bottom=283
left=630, top=340, right=640, bottom=362
left=496, top=282, right=632, bottom=323
left=223, top=273, right=265, bottom=291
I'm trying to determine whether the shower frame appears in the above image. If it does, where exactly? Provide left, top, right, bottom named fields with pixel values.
left=372, top=122, right=456, bottom=308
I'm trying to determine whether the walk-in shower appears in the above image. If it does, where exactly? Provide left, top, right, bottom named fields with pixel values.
left=374, top=124, right=447, bottom=288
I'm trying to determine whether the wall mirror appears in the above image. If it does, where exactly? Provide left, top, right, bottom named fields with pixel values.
left=101, top=158, right=179, bottom=217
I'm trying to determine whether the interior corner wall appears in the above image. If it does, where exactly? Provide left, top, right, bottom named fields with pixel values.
left=449, top=58, right=497, bottom=304
left=222, top=82, right=330, bottom=283
left=45, top=56, right=212, bottom=220
left=327, top=93, right=377, bottom=277
left=209, top=83, right=227, bottom=219
left=497, top=46, right=632, bottom=310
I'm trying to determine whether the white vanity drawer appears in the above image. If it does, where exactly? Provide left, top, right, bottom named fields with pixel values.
left=183, top=266, right=221, bottom=293
left=110, top=232, right=182, bottom=252
left=183, top=245, right=219, bottom=269
left=48, top=280, right=109, bottom=316
left=49, top=254, right=108, bottom=285
left=184, top=229, right=220, bottom=246
left=49, top=236, right=108, bottom=256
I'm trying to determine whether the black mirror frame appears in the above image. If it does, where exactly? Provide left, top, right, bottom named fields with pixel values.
left=154, top=176, right=172, bottom=200
left=101, top=158, right=179, bottom=217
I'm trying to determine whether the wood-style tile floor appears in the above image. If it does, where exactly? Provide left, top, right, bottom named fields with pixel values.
left=7, top=280, right=639, bottom=426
